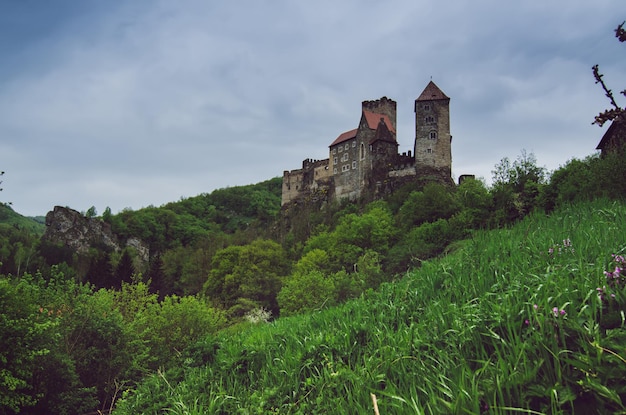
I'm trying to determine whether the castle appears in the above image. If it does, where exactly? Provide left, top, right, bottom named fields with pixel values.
left=282, top=81, right=453, bottom=206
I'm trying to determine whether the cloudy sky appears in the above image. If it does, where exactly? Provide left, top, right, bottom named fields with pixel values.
left=1, top=1, right=625, bottom=217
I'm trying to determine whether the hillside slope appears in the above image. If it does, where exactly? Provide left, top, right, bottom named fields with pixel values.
left=114, top=199, right=626, bottom=414
left=0, top=204, right=45, bottom=234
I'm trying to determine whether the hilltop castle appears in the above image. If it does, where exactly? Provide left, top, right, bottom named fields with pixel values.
left=282, top=81, right=453, bottom=206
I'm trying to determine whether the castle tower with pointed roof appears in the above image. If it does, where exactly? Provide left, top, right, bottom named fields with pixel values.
left=414, top=81, right=452, bottom=178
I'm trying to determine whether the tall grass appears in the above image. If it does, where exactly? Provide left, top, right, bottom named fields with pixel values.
left=114, top=199, right=626, bottom=414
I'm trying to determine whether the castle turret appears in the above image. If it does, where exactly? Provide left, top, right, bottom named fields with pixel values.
left=414, top=81, right=452, bottom=178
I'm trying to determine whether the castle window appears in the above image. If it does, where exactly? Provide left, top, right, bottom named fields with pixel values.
left=333, top=167, right=337, bottom=174
left=425, top=115, right=435, bottom=124
left=429, top=131, right=437, bottom=140
left=344, top=144, right=349, bottom=151
left=352, top=141, right=356, bottom=147
left=352, top=161, right=357, bottom=169
left=333, top=148, right=336, bottom=154
left=424, top=103, right=431, bottom=111
left=334, top=157, right=338, bottom=165
left=360, top=143, right=365, bottom=160
left=427, top=148, right=433, bottom=153
left=338, top=146, right=343, bottom=153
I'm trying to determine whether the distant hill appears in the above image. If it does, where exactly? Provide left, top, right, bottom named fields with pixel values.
left=0, top=204, right=46, bottom=235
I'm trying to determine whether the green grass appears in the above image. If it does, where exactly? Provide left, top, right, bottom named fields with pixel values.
left=113, top=199, right=626, bottom=414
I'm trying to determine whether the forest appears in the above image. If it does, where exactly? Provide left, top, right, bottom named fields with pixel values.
left=1, top=22, right=625, bottom=415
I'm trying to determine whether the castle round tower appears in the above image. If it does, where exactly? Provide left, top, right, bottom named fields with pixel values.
left=414, top=81, right=452, bottom=178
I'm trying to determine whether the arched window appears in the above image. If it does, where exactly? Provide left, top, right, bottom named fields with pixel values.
left=360, top=143, right=366, bottom=160
left=425, top=115, right=435, bottom=124
left=429, top=131, right=437, bottom=140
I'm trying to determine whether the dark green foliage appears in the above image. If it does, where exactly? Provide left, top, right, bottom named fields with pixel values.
left=86, top=251, right=114, bottom=289
left=114, top=250, right=135, bottom=288
left=542, top=150, right=626, bottom=210
left=397, top=182, right=460, bottom=229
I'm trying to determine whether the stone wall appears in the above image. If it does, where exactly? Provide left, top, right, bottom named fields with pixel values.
left=282, top=158, right=331, bottom=206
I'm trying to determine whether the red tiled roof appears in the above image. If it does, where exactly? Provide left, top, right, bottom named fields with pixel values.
left=416, top=80, right=449, bottom=101
left=369, top=117, right=397, bottom=145
left=363, top=110, right=396, bottom=133
left=329, top=128, right=358, bottom=147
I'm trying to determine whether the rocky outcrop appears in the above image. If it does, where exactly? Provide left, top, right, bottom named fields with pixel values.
left=42, top=206, right=149, bottom=262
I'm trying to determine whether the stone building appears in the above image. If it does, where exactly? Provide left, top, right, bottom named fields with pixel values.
left=282, top=81, right=452, bottom=206
left=596, top=118, right=626, bottom=156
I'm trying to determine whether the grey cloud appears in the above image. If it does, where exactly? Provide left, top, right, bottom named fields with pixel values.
left=1, top=0, right=625, bottom=216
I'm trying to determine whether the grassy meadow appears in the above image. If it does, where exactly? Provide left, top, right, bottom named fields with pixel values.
left=113, top=199, right=626, bottom=414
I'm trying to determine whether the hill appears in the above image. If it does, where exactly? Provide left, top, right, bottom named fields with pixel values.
left=0, top=203, right=45, bottom=235
left=113, top=199, right=626, bottom=414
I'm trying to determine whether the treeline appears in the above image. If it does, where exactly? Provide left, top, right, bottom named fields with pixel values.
left=1, top=146, right=626, bottom=414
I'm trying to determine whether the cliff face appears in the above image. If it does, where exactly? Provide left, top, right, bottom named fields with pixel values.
left=42, top=206, right=148, bottom=262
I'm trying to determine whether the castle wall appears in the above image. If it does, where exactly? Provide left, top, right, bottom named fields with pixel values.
left=282, top=169, right=304, bottom=206
left=281, top=158, right=330, bottom=206
left=331, top=136, right=362, bottom=201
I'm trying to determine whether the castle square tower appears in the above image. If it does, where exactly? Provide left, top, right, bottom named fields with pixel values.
left=329, top=97, right=397, bottom=201
left=414, top=81, right=452, bottom=178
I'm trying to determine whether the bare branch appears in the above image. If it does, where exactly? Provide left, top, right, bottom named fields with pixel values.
left=616, top=21, right=626, bottom=42
left=592, top=64, right=621, bottom=112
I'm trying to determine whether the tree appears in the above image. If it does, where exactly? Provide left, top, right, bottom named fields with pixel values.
left=491, top=150, right=546, bottom=222
left=1, top=170, right=11, bottom=206
left=277, top=271, right=336, bottom=316
left=0, top=277, right=57, bottom=413
left=85, top=206, right=97, bottom=218
left=592, top=21, right=625, bottom=127
left=114, top=250, right=135, bottom=288
left=203, top=239, right=290, bottom=316
left=397, top=183, right=459, bottom=229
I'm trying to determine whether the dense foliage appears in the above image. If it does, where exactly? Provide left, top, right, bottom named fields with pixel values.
left=112, top=199, right=626, bottom=414
left=0, top=269, right=225, bottom=415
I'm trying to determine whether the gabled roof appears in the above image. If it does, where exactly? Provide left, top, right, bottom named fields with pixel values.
left=363, top=110, right=396, bottom=133
left=416, top=80, right=449, bottom=101
left=329, top=128, right=358, bottom=147
left=596, top=118, right=625, bottom=151
left=369, top=117, right=398, bottom=146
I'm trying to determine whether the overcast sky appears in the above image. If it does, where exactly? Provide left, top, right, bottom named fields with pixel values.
left=1, top=1, right=625, bottom=217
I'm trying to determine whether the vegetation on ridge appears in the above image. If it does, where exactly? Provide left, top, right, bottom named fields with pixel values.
left=113, top=199, right=626, bottom=414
